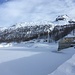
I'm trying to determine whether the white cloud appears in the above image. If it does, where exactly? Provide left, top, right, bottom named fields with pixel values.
left=0, top=0, right=75, bottom=27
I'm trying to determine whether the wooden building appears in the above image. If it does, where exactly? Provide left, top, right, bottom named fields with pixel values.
left=58, top=37, right=75, bottom=51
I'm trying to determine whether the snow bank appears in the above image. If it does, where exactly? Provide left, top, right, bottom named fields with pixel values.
left=0, top=43, right=12, bottom=48
left=32, top=43, right=50, bottom=48
left=0, top=42, right=51, bottom=49
left=49, top=53, right=75, bottom=75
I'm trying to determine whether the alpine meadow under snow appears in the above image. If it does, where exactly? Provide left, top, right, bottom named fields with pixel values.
left=0, top=0, right=75, bottom=75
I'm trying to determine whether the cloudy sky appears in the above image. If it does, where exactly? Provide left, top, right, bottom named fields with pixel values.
left=0, top=0, right=75, bottom=27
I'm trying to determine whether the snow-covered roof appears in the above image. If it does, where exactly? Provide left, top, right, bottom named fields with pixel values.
left=65, top=34, right=75, bottom=38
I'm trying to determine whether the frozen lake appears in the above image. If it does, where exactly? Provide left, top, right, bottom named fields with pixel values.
left=0, top=43, right=75, bottom=75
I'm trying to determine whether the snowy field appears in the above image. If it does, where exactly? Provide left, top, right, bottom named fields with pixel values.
left=0, top=42, right=75, bottom=75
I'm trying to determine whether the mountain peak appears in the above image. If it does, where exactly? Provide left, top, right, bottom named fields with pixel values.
left=55, top=15, right=69, bottom=21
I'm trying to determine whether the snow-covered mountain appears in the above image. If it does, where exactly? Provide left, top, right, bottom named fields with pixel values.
left=0, top=27, right=7, bottom=31
left=52, top=15, right=70, bottom=25
left=0, top=15, right=75, bottom=43
left=8, top=15, right=71, bottom=28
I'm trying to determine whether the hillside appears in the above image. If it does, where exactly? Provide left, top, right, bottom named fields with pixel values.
left=0, top=15, right=75, bottom=43
left=0, top=17, right=75, bottom=43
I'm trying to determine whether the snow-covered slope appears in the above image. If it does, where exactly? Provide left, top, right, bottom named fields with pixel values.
left=9, top=21, right=54, bottom=29
left=0, top=16, right=75, bottom=43
left=0, top=27, right=7, bottom=31
left=0, top=14, right=73, bottom=31
left=49, top=52, right=75, bottom=75
left=52, top=15, right=70, bottom=25
left=7, top=14, right=72, bottom=28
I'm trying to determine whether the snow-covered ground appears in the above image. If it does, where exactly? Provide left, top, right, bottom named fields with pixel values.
left=0, top=42, right=75, bottom=75
left=49, top=50, right=75, bottom=75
